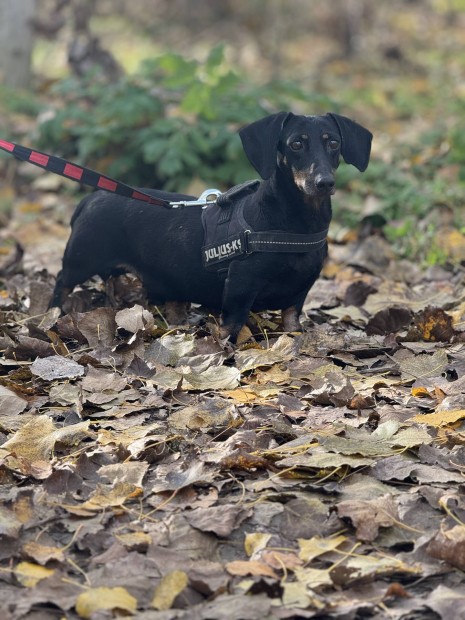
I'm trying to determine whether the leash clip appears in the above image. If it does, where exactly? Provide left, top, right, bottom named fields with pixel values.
left=169, top=188, right=222, bottom=209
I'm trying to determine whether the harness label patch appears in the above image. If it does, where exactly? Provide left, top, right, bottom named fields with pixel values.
left=203, top=236, right=243, bottom=265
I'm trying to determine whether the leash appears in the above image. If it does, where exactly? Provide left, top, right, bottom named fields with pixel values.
left=0, top=138, right=220, bottom=209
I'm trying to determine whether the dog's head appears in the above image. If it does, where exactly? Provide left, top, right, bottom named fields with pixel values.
left=239, top=112, right=372, bottom=198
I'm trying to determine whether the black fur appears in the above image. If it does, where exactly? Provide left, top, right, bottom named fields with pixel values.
left=51, top=112, right=372, bottom=342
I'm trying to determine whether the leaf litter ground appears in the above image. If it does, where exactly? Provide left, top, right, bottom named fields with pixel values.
left=2, top=212, right=465, bottom=619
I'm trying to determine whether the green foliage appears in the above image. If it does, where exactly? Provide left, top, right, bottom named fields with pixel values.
left=337, top=133, right=465, bottom=264
left=37, top=46, right=330, bottom=190
left=0, top=85, right=42, bottom=118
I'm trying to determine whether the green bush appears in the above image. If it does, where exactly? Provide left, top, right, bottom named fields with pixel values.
left=37, top=45, right=332, bottom=190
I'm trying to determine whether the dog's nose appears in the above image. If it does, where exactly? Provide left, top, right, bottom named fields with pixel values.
left=315, top=174, right=335, bottom=193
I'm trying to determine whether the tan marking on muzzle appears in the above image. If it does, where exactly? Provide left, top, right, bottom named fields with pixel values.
left=292, top=163, right=316, bottom=192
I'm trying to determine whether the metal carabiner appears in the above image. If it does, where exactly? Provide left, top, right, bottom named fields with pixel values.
left=169, top=188, right=222, bottom=209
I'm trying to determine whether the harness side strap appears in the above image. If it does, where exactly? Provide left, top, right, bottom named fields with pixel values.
left=0, top=139, right=171, bottom=208
left=245, top=229, right=328, bottom=253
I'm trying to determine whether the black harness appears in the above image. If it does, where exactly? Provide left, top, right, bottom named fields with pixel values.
left=201, top=180, right=328, bottom=271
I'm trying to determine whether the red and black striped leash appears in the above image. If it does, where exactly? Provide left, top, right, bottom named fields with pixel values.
left=0, top=138, right=172, bottom=208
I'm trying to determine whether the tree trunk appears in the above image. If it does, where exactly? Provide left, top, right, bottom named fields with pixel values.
left=0, top=0, right=37, bottom=90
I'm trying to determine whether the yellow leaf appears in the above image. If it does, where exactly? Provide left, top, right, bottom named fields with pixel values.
left=80, top=482, right=142, bottom=511
left=253, top=364, right=291, bottom=385
left=244, top=532, right=272, bottom=557
left=116, top=531, right=152, bottom=550
left=434, top=229, right=465, bottom=263
left=411, top=386, right=431, bottom=398
left=294, top=566, right=333, bottom=589
left=410, top=409, right=465, bottom=427
left=15, top=561, right=54, bottom=587
left=18, top=200, right=43, bottom=214
left=76, top=587, right=137, bottom=619
left=3, top=416, right=90, bottom=464
left=223, top=385, right=281, bottom=404
left=281, top=581, right=325, bottom=609
left=152, top=571, right=189, bottom=611
left=298, top=535, right=347, bottom=563
left=344, top=553, right=421, bottom=578
left=14, top=495, right=34, bottom=524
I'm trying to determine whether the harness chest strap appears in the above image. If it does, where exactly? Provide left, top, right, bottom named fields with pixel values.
left=203, top=228, right=328, bottom=266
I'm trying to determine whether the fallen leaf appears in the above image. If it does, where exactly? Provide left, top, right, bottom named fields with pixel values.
left=226, top=560, right=278, bottom=578
left=80, top=481, right=142, bottom=511
left=394, top=348, right=448, bottom=382
left=261, top=550, right=303, bottom=571
left=152, top=570, right=189, bottom=610
left=245, top=533, right=272, bottom=557
left=406, top=306, right=456, bottom=342
left=234, top=334, right=297, bottom=372
left=336, top=495, right=399, bottom=541
left=98, top=461, right=149, bottom=488
left=411, top=408, right=465, bottom=427
left=30, top=355, right=84, bottom=380
left=81, top=366, right=128, bottom=393
left=0, top=505, right=23, bottom=538
left=298, top=535, right=347, bottom=563
left=74, top=308, right=117, bottom=347
left=427, top=523, right=465, bottom=570
left=365, top=306, right=412, bottom=336
left=115, top=531, right=152, bottom=551
left=0, top=385, right=28, bottom=416
left=169, top=399, right=241, bottom=431
left=331, top=553, right=420, bottom=585
left=281, top=580, right=324, bottom=609
left=22, top=541, right=65, bottom=565
left=146, top=332, right=195, bottom=366
left=116, top=304, right=154, bottom=334
left=426, top=584, right=465, bottom=618
left=75, top=586, right=137, bottom=618
left=186, top=504, right=251, bottom=537
left=15, top=561, right=54, bottom=587
left=2, top=416, right=91, bottom=464
left=294, top=566, right=333, bottom=589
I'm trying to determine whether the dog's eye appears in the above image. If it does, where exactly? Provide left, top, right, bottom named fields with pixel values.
left=328, top=139, right=340, bottom=150
left=290, top=140, right=303, bottom=151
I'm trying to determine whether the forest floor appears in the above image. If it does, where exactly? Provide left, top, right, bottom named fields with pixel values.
left=1, top=181, right=465, bottom=619
left=2, top=3, right=465, bottom=619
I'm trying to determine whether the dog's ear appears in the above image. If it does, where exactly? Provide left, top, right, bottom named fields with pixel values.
left=239, top=112, right=293, bottom=179
left=326, top=113, right=372, bottom=172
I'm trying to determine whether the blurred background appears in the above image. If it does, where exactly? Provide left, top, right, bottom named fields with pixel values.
left=1, top=0, right=465, bottom=267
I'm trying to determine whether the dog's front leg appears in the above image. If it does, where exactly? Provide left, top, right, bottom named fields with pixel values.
left=219, top=264, right=261, bottom=343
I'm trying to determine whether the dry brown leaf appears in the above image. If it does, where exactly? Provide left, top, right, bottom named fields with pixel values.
left=336, top=495, right=399, bottom=541
left=427, top=524, right=465, bottom=570
left=22, top=541, right=65, bottom=565
left=226, top=560, right=278, bottom=578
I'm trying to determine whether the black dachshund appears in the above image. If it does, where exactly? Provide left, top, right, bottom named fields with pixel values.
left=51, top=112, right=372, bottom=342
